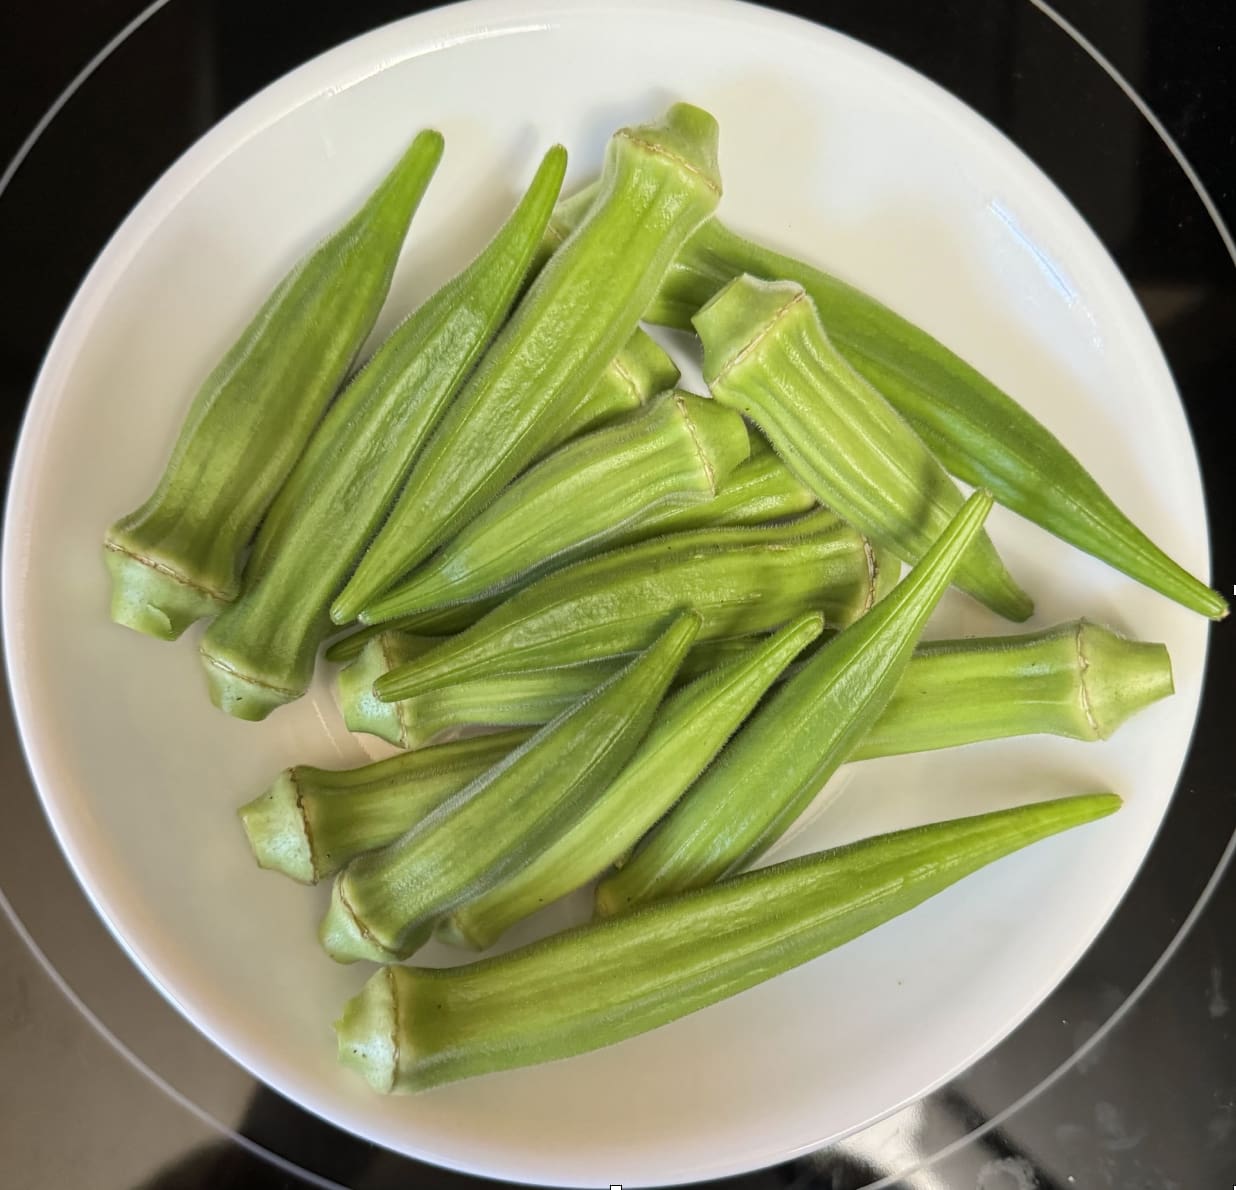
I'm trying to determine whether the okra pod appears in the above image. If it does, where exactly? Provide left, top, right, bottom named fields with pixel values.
left=372, top=512, right=897, bottom=704
left=319, top=614, right=700, bottom=963
left=103, top=130, right=444, bottom=640
left=547, top=193, right=1227, bottom=620
left=363, top=391, right=749, bottom=621
left=198, top=148, right=567, bottom=720
left=441, top=612, right=824, bottom=951
left=695, top=275, right=1033, bottom=622
left=337, top=792, right=1120, bottom=1093
left=596, top=491, right=994, bottom=914
left=237, top=730, right=531, bottom=884
left=331, top=103, right=723, bottom=624
left=544, top=327, right=681, bottom=450
left=338, top=632, right=772, bottom=749
left=853, top=618, right=1174, bottom=759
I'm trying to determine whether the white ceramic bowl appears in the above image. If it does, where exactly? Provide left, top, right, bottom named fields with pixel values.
left=2, top=1, right=1211, bottom=1184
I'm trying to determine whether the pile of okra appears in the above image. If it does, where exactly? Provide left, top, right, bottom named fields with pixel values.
left=104, top=104, right=1224, bottom=1095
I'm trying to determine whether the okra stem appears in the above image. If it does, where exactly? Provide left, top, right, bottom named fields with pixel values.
left=441, top=612, right=824, bottom=951
left=319, top=614, right=700, bottom=963
left=237, top=731, right=531, bottom=883
left=104, top=130, right=444, bottom=639
left=596, top=491, right=994, bottom=914
left=337, top=793, right=1120, bottom=1093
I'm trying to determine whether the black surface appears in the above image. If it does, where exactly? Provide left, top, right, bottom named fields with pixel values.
left=1, top=2, right=1234, bottom=1187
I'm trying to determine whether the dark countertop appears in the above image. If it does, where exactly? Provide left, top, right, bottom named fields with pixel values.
left=2, top=2, right=1233, bottom=1187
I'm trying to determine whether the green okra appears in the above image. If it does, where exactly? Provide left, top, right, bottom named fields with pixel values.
left=544, top=327, right=681, bottom=450
left=441, top=612, right=825, bottom=952
left=237, top=730, right=532, bottom=884
left=596, top=490, right=994, bottom=915
left=362, top=391, right=750, bottom=622
left=103, top=130, right=445, bottom=640
left=338, top=631, right=773, bottom=749
left=372, top=511, right=897, bottom=704
left=198, top=148, right=567, bottom=720
left=629, top=432, right=817, bottom=537
left=852, top=618, right=1174, bottom=759
left=695, top=275, right=1033, bottom=623
left=325, top=602, right=491, bottom=665
left=547, top=189, right=1227, bottom=620
left=337, top=792, right=1120, bottom=1093
left=319, top=613, right=700, bottom=963
left=331, top=103, right=723, bottom=625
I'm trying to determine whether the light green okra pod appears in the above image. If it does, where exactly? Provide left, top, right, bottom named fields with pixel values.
left=198, top=149, right=567, bottom=720
left=336, top=792, right=1120, bottom=1093
left=331, top=103, right=723, bottom=625
left=103, top=130, right=445, bottom=640
left=546, top=190, right=1226, bottom=620
left=338, top=631, right=773, bottom=749
left=363, top=391, right=749, bottom=622
left=596, top=490, right=994, bottom=916
left=695, top=275, right=1033, bottom=622
left=372, top=511, right=897, bottom=704
left=319, top=614, right=700, bottom=963
left=237, top=730, right=532, bottom=884
left=441, top=612, right=824, bottom=952
left=851, top=618, right=1174, bottom=759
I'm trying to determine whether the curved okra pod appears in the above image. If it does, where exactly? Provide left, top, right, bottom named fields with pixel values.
left=324, top=601, right=495, bottom=666
left=237, top=730, right=531, bottom=884
left=595, top=491, right=995, bottom=915
left=854, top=618, right=1174, bottom=759
left=319, top=613, right=700, bottom=963
left=338, top=631, right=772, bottom=749
left=331, top=103, right=723, bottom=625
left=441, top=612, right=825, bottom=952
left=337, top=792, right=1120, bottom=1093
left=363, top=391, right=749, bottom=621
left=546, top=192, right=1227, bottom=620
left=544, top=327, right=681, bottom=450
left=103, top=130, right=444, bottom=640
left=372, top=511, right=898, bottom=704
left=198, top=148, right=567, bottom=720
left=695, top=275, right=1033, bottom=622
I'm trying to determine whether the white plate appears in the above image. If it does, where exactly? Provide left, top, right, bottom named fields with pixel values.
left=1, top=0, right=1211, bottom=1184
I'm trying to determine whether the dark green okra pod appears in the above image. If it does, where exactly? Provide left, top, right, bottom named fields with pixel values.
left=198, top=148, right=567, bottom=720
left=103, top=130, right=444, bottom=640
left=338, top=631, right=772, bottom=749
left=331, top=103, right=723, bottom=624
left=853, top=618, right=1174, bottom=759
left=319, top=614, right=700, bottom=963
left=237, top=730, right=532, bottom=883
left=596, top=490, right=994, bottom=915
left=547, top=190, right=1227, bottom=620
left=363, top=391, right=749, bottom=622
left=337, top=792, right=1120, bottom=1093
left=372, top=512, right=897, bottom=704
left=441, top=613, right=824, bottom=951
left=695, top=275, right=1033, bottom=622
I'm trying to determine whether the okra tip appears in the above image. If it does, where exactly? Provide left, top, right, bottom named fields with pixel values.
left=102, top=541, right=227, bottom=641
left=335, top=967, right=399, bottom=1094
left=237, top=772, right=316, bottom=885
left=616, top=102, right=722, bottom=201
left=200, top=648, right=298, bottom=722
left=694, top=274, right=806, bottom=387
left=1076, top=621, right=1175, bottom=738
